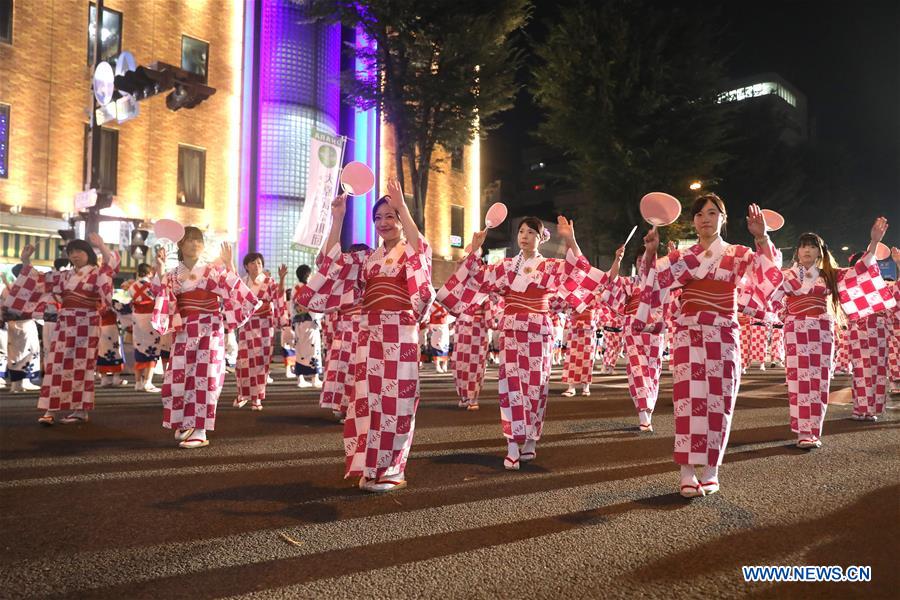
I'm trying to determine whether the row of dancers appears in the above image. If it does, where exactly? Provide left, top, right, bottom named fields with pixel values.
left=2, top=182, right=898, bottom=497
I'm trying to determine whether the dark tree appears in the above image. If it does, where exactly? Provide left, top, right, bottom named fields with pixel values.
left=310, top=0, right=530, bottom=231
left=532, top=0, right=732, bottom=260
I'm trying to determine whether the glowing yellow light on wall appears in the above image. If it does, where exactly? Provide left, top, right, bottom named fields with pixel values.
left=226, top=0, right=244, bottom=242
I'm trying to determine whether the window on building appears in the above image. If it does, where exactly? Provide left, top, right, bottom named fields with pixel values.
left=178, top=145, right=206, bottom=208
left=0, top=0, right=12, bottom=44
left=82, top=124, right=118, bottom=194
left=0, top=104, right=9, bottom=179
left=450, top=205, right=465, bottom=248
left=182, top=35, right=209, bottom=84
left=451, top=147, right=463, bottom=171
left=87, top=2, right=122, bottom=67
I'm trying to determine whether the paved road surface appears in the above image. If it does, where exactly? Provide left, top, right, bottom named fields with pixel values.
left=1, top=364, right=898, bottom=599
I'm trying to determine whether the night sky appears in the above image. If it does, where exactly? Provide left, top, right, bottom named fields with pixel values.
left=488, top=0, right=899, bottom=223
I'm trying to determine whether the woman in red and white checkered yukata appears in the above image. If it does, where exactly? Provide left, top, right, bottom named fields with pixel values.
left=561, top=301, right=599, bottom=398
left=3, top=234, right=119, bottom=425
left=444, top=288, right=499, bottom=411
left=437, top=216, right=597, bottom=471
left=600, top=245, right=666, bottom=431
left=634, top=196, right=783, bottom=498
left=841, top=235, right=898, bottom=421
left=740, top=312, right=769, bottom=373
left=769, top=222, right=894, bottom=449
left=152, top=228, right=258, bottom=449
left=295, top=180, right=434, bottom=494
left=597, top=304, right=625, bottom=375
left=233, top=253, right=288, bottom=411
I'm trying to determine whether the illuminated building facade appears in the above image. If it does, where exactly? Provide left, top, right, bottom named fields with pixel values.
left=0, top=0, right=243, bottom=269
left=1, top=0, right=479, bottom=283
left=717, top=72, right=809, bottom=145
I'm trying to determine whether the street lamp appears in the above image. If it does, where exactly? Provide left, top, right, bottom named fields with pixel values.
left=689, top=181, right=702, bottom=191
left=841, top=245, right=849, bottom=251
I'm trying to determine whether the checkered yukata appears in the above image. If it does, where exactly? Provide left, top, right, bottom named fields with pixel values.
left=295, top=239, right=434, bottom=482
left=152, top=262, right=258, bottom=431
left=236, top=275, right=287, bottom=407
left=839, top=256, right=897, bottom=417
left=315, top=300, right=360, bottom=414
left=562, top=305, right=599, bottom=386
left=597, top=304, right=625, bottom=372
left=602, top=272, right=666, bottom=413
left=437, top=249, right=595, bottom=445
left=740, top=317, right=769, bottom=370
left=632, top=238, right=783, bottom=467
left=447, top=294, right=500, bottom=403
left=3, top=259, right=119, bottom=412
left=771, top=257, right=894, bottom=435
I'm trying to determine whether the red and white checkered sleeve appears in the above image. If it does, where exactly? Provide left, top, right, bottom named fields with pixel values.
left=435, top=251, right=494, bottom=315
left=269, top=279, right=289, bottom=328
left=151, top=273, right=178, bottom=335
left=737, top=245, right=784, bottom=320
left=1, top=264, right=49, bottom=318
left=217, top=267, right=260, bottom=329
left=632, top=252, right=683, bottom=334
left=599, top=275, right=630, bottom=315
left=837, top=252, right=897, bottom=321
left=404, top=237, right=435, bottom=321
left=295, top=243, right=367, bottom=313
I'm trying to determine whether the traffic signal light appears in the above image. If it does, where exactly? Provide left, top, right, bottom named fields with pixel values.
left=113, top=62, right=216, bottom=111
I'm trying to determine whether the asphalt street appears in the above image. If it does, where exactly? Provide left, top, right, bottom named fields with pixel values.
left=1, top=363, right=898, bottom=599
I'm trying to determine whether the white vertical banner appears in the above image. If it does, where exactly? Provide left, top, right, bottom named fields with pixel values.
left=292, top=130, right=346, bottom=253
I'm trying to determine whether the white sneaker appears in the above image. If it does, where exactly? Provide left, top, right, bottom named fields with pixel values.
left=143, top=384, right=161, bottom=393
left=297, top=376, right=312, bottom=388
left=266, top=376, right=274, bottom=384
left=21, top=380, right=40, bottom=391
left=313, top=375, right=323, bottom=389
left=285, top=367, right=296, bottom=379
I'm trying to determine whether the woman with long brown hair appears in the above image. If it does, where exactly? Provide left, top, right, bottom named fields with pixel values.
left=770, top=219, right=890, bottom=447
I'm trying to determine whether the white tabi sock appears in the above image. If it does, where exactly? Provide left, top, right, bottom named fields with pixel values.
left=639, top=410, right=652, bottom=426
left=192, top=428, right=207, bottom=441
left=700, top=465, right=718, bottom=483
left=680, top=465, right=698, bottom=485
left=506, top=441, right=520, bottom=460
left=522, top=439, right=537, bottom=455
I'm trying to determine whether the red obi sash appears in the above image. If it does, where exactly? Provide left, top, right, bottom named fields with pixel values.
left=786, top=295, right=828, bottom=317
left=101, top=310, right=117, bottom=326
left=254, top=300, right=272, bottom=316
left=504, top=285, right=550, bottom=315
left=363, top=273, right=413, bottom=312
left=680, top=279, right=736, bottom=317
left=132, top=301, right=154, bottom=314
left=624, top=293, right=641, bottom=315
left=177, top=289, right=219, bottom=320
left=574, top=309, right=594, bottom=322
left=62, top=290, right=100, bottom=310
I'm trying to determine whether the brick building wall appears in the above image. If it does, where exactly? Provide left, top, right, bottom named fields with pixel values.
left=0, top=0, right=242, bottom=237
